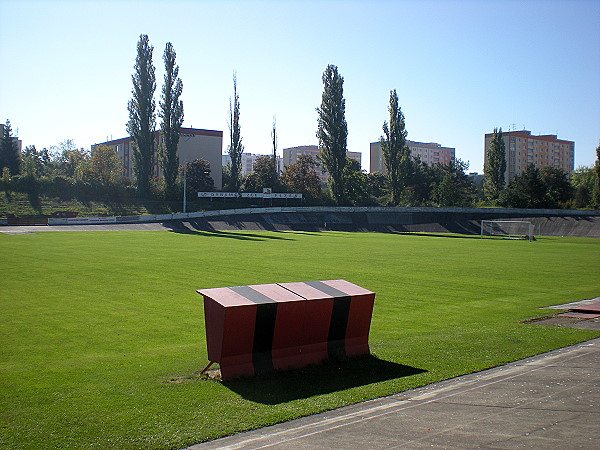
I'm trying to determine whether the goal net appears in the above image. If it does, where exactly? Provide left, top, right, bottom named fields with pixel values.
left=480, top=220, right=534, bottom=241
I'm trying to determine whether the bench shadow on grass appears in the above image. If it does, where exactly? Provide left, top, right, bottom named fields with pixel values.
left=222, top=355, right=426, bottom=405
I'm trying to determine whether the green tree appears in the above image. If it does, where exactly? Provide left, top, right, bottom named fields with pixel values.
left=365, top=172, right=388, bottom=199
left=243, top=155, right=277, bottom=192
left=241, top=172, right=260, bottom=193
left=499, top=164, right=548, bottom=208
left=221, top=162, right=231, bottom=192
left=594, top=144, right=600, bottom=208
left=227, top=73, right=243, bottom=192
left=127, top=34, right=156, bottom=196
left=406, top=162, right=432, bottom=208
left=433, top=174, right=458, bottom=206
left=569, top=167, right=593, bottom=209
left=343, top=157, right=370, bottom=205
left=271, top=116, right=279, bottom=187
left=484, top=128, right=506, bottom=202
left=54, top=139, right=77, bottom=152
left=55, top=147, right=90, bottom=179
left=430, top=159, right=476, bottom=207
left=539, top=166, right=572, bottom=208
left=399, top=156, right=434, bottom=206
left=317, top=64, right=347, bottom=204
left=281, top=154, right=321, bottom=198
left=49, top=140, right=78, bottom=178
left=18, top=145, right=53, bottom=179
left=21, top=145, right=41, bottom=179
left=182, top=158, right=214, bottom=196
left=0, top=120, right=20, bottom=175
left=159, top=42, right=184, bottom=198
left=380, top=89, right=410, bottom=205
left=87, top=145, right=123, bottom=186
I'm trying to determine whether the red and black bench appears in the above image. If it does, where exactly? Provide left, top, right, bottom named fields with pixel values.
left=197, top=280, right=375, bottom=380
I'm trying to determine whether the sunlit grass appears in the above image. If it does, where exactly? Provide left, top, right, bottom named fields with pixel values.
left=1, top=230, right=599, bottom=448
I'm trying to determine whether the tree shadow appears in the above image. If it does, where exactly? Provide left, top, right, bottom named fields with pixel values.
left=27, top=190, right=42, bottom=214
left=277, top=230, right=324, bottom=236
left=164, top=220, right=294, bottom=241
left=222, top=355, right=426, bottom=405
left=392, top=231, right=482, bottom=240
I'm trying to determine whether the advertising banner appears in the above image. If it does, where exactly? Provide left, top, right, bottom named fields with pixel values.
left=198, top=192, right=302, bottom=199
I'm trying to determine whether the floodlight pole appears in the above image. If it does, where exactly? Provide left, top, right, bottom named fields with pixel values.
left=183, top=166, right=187, bottom=213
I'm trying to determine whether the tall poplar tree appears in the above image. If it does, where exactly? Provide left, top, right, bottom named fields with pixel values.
left=380, top=89, right=410, bottom=205
left=317, top=64, right=347, bottom=204
left=0, top=120, right=20, bottom=175
left=484, top=127, right=507, bottom=201
left=227, top=73, right=243, bottom=192
left=159, top=42, right=184, bottom=197
left=593, top=143, right=600, bottom=207
left=271, top=116, right=278, bottom=187
left=127, top=34, right=156, bottom=196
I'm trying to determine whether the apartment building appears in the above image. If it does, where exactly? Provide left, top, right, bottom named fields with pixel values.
left=96, top=127, right=223, bottom=189
left=369, top=140, right=455, bottom=173
left=222, top=153, right=284, bottom=176
left=484, top=130, right=574, bottom=183
left=282, top=145, right=361, bottom=185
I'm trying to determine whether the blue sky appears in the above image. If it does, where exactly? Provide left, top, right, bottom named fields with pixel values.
left=1, top=0, right=598, bottom=173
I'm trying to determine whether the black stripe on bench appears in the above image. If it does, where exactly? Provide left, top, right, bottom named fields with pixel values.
left=303, top=281, right=351, bottom=361
left=229, top=285, right=277, bottom=374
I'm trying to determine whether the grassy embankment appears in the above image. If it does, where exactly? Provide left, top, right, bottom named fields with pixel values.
left=1, top=230, right=599, bottom=448
left=0, top=191, right=255, bottom=218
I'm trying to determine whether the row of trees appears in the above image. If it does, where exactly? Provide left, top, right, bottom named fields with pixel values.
left=1, top=34, right=185, bottom=200
left=127, top=35, right=184, bottom=197
left=312, top=65, right=477, bottom=206
left=0, top=138, right=132, bottom=200
left=313, top=65, right=600, bottom=209
left=4, top=136, right=595, bottom=211
left=18, top=143, right=123, bottom=186
left=3, top=46, right=599, bottom=209
left=122, top=35, right=600, bottom=207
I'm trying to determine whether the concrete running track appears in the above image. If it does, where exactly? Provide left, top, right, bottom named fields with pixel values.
left=190, top=338, right=600, bottom=449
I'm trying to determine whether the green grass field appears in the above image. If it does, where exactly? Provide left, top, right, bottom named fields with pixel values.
left=1, top=229, right=599, bottom=449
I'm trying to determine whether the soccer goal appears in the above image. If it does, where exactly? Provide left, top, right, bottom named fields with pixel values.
left=480, top=220, right=535, bottom=241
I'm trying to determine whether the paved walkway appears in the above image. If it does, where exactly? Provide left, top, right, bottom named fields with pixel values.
left=190, top=338, right=600, bottom=449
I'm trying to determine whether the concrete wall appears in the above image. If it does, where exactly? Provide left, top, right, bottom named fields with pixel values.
left=177, top=131, right=223, bottom=189
left=40, top=206, right=600, bottom=237
left=188, top=207, right=600, bottom=237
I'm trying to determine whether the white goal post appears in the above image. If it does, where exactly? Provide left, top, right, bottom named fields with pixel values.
left=480, top=220, right=534, bottom=241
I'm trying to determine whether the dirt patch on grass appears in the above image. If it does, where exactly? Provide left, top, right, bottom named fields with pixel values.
left=527, top=296, right=600, bottom=330
left=165, top=369, right=222, bottom=383
left=523, top=314, right=600, bottom=330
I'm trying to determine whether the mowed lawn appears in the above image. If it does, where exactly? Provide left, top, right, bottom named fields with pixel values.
left=1, top=229, right=599, bottom=449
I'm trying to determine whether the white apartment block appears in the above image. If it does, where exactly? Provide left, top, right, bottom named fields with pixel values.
left=370, top=140, right=455, bottom=173
left=283, top=145, right=362, bottom=185
left=222, top=153, right=284, bottom=176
